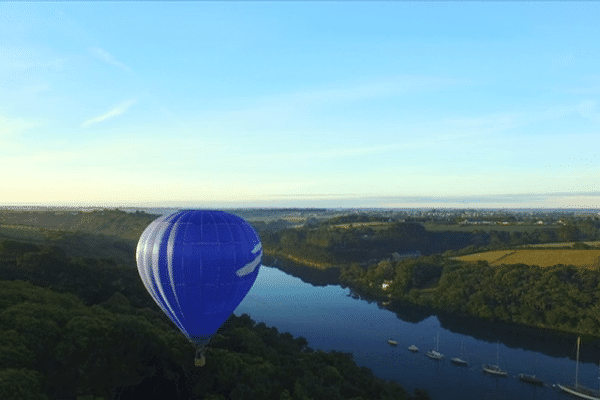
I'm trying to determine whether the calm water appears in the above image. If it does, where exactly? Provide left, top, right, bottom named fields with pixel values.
left=235, top=264, right=600, bottom=400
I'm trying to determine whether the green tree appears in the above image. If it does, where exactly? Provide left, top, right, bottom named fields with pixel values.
left=340, top=263, right=365, bottom=283
left=572, top=242, right=591, bottom=250
left=0, top=368, right=48, bottom=400
left=0, top=330, right=34, bottom=369
left=558, top=225, right=580, bottom=242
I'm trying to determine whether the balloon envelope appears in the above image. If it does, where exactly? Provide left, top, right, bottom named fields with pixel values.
left=136, top=209, right=262, bottom=346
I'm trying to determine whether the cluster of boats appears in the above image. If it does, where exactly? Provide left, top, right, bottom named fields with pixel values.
left=386, top=335, right=600, bottom=399
left=387, top=332, right=469, bottom=366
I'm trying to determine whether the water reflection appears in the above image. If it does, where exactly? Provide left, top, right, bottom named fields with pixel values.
left=239, top=264, right=600, bottom=399
left=262, top=254, right=340, bottom=286
left=264, top=257, right=600, bottom=364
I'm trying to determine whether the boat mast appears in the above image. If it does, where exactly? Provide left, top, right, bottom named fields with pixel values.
left=576, top=336, right=580, bottom=388
left=496, top=341, right=500, bottom=367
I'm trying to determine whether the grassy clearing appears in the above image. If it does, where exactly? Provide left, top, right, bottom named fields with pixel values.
left=497, top=250, right=600, bottom=268
left=456, top=249, right=600, bottom=268
left=453, top=250, right=515, bottom=264
left=424, top=223, right=555, bottom=233
left=0, top=224, right=50, bottom=242
left=520, top=241, right=600, bottom=248
left=324, top=222, right=555, bottom=233
left=328, top=222, right=392, bottom=230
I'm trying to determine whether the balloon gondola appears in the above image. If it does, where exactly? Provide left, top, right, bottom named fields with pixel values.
left=136, top=209, right=262, bottom=366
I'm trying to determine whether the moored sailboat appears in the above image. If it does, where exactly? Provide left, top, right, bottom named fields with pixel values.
left=451, top=357, right=468, bottom=366
left=483, top=364, right=508, bottom=376
left=518, top=352, right=544, bottom=386
left=556, top=337, right=600, bottom=400
left=451, top=343, right=468, bottom=366
left=426, top=331, right=444, bottom=360
left=482, top=341, right=507, bottom=376
left=518, top=373, right=544, bottom=386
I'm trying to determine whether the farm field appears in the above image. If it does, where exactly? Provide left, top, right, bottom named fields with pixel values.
left=456, top=249, right=600, bottom=268
left=453, top=250, right=516, bottom=264
left=0, top=224, right=50, bottom=242
left=326, top=222, right=554, bottom=232
left=520, top=240, right=600, bottom=248
left=329, top=221, right=391, bottom=230
left=423, top=223, right=556, bottom=233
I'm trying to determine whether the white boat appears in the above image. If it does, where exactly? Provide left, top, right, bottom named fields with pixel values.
left=451, top=343, right=468, bottom=366
left=408, top=345, right=419, bottom=352
left=518, top=373, right=544, bottom=386
left=482, top=341, right=507, bottom=376
left=518, top=353, right=543, bottom=385
left=451, top=357, right=468, bottom=366
left=387, top=339, right=398, bottom=346
left=556, top=384, right=600, bottom=400
left=426, top=331, right=444, bottom=360
left=556, top=337, right=600, bottom=400
left=427, top=350, right=444, bottom=360
left=483, top=364, right=508, bottom=376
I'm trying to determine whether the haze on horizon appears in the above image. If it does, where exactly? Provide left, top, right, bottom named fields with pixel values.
left=1, top=2, right=599, bottom=209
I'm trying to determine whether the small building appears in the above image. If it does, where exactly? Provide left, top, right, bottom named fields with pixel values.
left=381, top=280, right=393, bottom=290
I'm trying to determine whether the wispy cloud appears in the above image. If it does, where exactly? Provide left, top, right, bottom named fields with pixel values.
left=89, top=47, right=131, bottom=72
left=1, top=45, right=54, bottom=71
left=81, top=99, right=136, bottom=128
left=439, top=112, right=523, bottom=137
left=22, top=83, right=50, bottom=94
left=265, top=75, right=465, bottom=110
left=572, top=100, right=600, bottom=123
left=433, top=99, right=600, bottom=140
left=0, top=115, right=42, bottom=137
left=195, top=75, right=466, bottom=134
left=0, top=115, right=44, bottom=155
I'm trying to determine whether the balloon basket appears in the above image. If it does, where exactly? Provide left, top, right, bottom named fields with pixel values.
left=194, top=356, right=206, bottom=367
left=194, top=348, right=206, bottom=367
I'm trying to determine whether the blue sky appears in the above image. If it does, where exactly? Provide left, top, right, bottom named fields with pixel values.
left=1, top=2, right=599, bottom=209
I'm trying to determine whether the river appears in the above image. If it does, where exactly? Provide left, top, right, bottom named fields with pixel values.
left=234, top=258, right=600, bottom=400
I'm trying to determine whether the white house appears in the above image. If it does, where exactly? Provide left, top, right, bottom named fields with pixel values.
left=381, top=280, right=393, bottom=290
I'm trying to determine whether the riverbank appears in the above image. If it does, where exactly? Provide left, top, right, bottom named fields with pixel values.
left=264, top=249, right=600, bottom=339
left=264, top=249, right=337, bottom=270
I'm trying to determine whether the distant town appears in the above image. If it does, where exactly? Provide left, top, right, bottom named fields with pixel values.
left=2, top=205, right=599, bottom=229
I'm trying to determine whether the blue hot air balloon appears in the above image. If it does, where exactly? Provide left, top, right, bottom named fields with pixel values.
left=136, top=209, right=262, bottom=366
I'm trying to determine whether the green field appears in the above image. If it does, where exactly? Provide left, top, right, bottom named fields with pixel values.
left=424, top=223, right=555, bottom=233
left=0, top=223, right=136, bottom=265
left=456, top=249, right=600, bottom=268
left=0, top=224, right=51, bottom=242
left=520, top=240, right=600, bottom=248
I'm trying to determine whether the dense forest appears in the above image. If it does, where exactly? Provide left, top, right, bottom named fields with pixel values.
left=0, top=237, right=428, bottom=400
left=0, top=209, right=156, bottom=241
left=0, top=209, right=154, bottom=265
left=339, top=254, right=600, bottom=337
left=261, top=222, right=470, bottom=266
left=261, top=214, right=600, bottom=268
